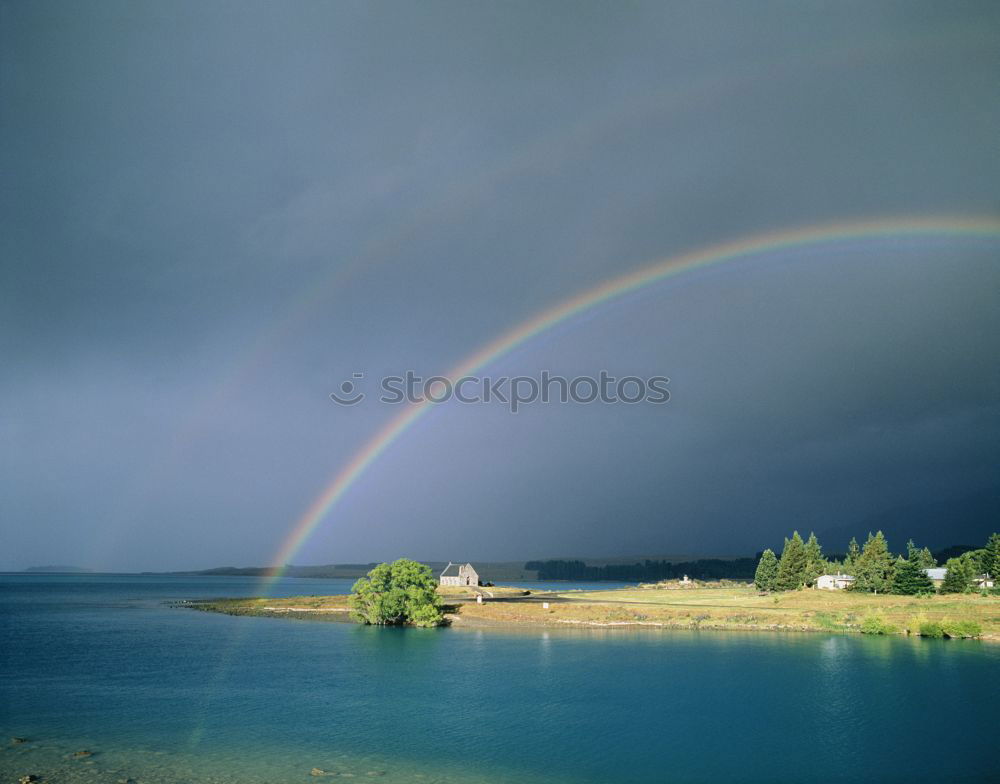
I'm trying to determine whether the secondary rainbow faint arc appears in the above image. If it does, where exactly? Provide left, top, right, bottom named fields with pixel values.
left=268, top=215, right=1000, bottom=577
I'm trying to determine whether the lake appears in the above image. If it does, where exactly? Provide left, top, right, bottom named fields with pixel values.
left=1, top=574, right=996, bottom=783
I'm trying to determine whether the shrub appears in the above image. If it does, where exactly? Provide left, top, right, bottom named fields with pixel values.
left=941, top=619, right=982, bottom=639
left=349, top=559, right=444, bottom=627
left=906, top=614, right=929, bottom=635
left=918, top=620, right=944, bottom=638
left=860, top=615, right=897, bottom=635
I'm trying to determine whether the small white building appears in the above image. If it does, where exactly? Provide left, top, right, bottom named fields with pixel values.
left=439, top=562, right=479, bottom=587
left=923, top=567, right=947, bottom=587
left=815, top=573, right=855, bottom=590
left=973, top=574, right=994, bottom=589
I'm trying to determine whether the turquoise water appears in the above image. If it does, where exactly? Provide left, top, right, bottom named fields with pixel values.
left=1, top=575, right=997, bottom=783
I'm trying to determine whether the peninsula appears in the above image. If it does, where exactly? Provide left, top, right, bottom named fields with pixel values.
left=190, top=531, right=1000, bottom=641
left=190, top=580, right=998, bottom=640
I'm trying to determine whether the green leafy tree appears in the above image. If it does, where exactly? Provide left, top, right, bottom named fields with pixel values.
left=754, top=549, right=779, bottom=592
left=939, top=557, right=971, bottom=594
left=844, top=537, right=861, bottom=572
left=959, top=549, right=986, bottom=576
left=853, top=531, right=894, bottom=593
left=776, top=531, right=808, bottom=590
left=349, top=559, right=444, bottom=627
left=984, top=532, right=1000, bottom=579
left=803, top=532, right=825, bottom=587
left=918, top=547, right=937, bottom=569
left=890, top=557, right=933, bottom=595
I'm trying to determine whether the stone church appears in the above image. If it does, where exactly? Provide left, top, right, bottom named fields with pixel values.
left=439, top=562, right=479, bottom=587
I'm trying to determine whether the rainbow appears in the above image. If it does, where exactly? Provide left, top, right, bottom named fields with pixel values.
left=264, top=215, right=1000, bottom=585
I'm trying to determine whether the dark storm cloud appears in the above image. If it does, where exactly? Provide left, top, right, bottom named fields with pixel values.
left=2, top=1, right=998, bottom=569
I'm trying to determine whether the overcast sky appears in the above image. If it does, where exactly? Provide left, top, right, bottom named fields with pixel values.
left=3, top=1, right=999, bottom=571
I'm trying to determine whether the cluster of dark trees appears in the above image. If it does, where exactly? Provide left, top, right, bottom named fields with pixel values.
left=524, top=557, right=759, bottom=582
left=525, top=532, right=1000, bottom=585
left=754, top=531, right=1000, bottom=595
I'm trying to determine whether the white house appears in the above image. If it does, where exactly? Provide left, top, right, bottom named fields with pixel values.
left=439, top=562, right=479, bottom=587
left=815, top=573, right=855, bottom=590
left=923, top=567, right=947, bottom=588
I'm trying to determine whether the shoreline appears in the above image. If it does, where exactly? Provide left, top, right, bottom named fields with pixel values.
left=185, top=585, right=1000, bottom=642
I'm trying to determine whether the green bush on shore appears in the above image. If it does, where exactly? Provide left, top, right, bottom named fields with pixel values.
left=349, top=559, right=445, bottom=627
left=941, top=619, right=981, bottom=638
left=918, top=620, right=945, bottom=638
left=909, top=617, right=981, bottom=639
left=860, top=615, right=897, bottom=635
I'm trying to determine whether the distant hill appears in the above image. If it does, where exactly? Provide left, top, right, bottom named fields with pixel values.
left=815, top=489, right=999, bottom=553
left=159, top=561, right=540, bottom=581
left=156, top=563, right=378, bottom=579
left=23, top=565, right=94, bottom=573
left=931, top=544, right=982, bottom=562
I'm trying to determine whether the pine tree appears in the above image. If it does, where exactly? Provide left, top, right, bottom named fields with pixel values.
left=776, top=531, right=808, bottom=590
left=939, top=557, right=970, bottom=594
left=890, top=557, right=933, bottom=595
left=853, top=531, right=894, bottom=593
left=982, top=532, right=1000, bottom=579
left=906, top=539, right=936, bottom=569
left=754, top=549, right=779, bottom=592
left=844, top=537, right=861, bottom=572
left=803, top=532, right=825, bottom=587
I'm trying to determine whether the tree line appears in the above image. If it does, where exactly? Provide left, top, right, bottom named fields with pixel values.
left=754, top=530, right=1000, bottom=594
left=524, top=557, right=759, bottom=582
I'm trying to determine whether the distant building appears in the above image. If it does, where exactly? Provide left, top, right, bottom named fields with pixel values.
left=815, top=573, right=855, bottom=590
left=973, top=574, right=995, bottom=589
left=923, top=567, right=947, bottom=588
left=440, top=562, right=479, bottom=587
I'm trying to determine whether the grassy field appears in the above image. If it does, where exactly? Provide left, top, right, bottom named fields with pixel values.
left=185, top=594, right=354, bottom=618
left=452, top=585, right=1000, bottom=639
left=189, top=584, right=1000, bottom=640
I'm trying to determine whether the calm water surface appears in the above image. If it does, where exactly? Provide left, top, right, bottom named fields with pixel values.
left=1, top=575, right=996, bottom=783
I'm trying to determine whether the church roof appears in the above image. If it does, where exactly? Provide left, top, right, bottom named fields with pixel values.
left=440, top=562, right=476, bottom=576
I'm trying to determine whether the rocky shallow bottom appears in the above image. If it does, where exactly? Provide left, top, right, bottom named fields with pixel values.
left=0, top=736, right=528, bottom=784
